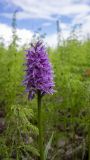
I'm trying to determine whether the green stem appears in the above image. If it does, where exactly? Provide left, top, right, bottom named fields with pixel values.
left=37, top=90, right=44, bottom=160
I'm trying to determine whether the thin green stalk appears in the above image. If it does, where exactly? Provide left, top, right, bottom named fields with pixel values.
left=37, top=90, right=44, bottom=160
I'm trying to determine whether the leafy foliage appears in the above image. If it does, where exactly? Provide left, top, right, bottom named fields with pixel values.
left=0, top=35, right=90, bottom=159
left=0, top=104, right=39, bottom=159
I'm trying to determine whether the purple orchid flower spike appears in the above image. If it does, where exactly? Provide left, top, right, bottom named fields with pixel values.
left=23, top=40, right=55, bottom=100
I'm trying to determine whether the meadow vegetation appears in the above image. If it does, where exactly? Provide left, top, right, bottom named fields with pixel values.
left=0, top=16, right=90, bottom=160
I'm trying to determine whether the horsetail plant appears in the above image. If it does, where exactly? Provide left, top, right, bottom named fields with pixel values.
left=23, top=40, right=55, bottom=160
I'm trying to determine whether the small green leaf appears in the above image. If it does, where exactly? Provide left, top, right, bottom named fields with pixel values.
left=44, top=132, right=54, bottom=160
